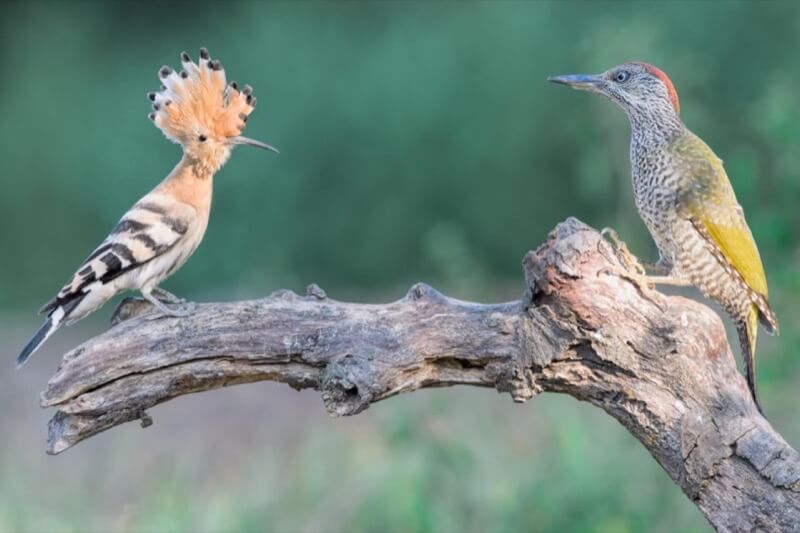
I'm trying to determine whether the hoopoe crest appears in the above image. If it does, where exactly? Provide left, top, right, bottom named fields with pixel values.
left=17, top=48, right=277, bottom=367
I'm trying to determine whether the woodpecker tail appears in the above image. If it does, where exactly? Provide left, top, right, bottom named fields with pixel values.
left=17, top=296, right=82, bottom=368
left=755, top=294, right=779, bottom=336
left=736, top=305, right=762, bottom=415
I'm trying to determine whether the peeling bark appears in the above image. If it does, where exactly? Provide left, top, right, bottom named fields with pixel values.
left=41, top=218, right=800, bottom=531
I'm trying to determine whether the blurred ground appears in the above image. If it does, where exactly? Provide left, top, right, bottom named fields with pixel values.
left=2, top=309, right=713, bottom=533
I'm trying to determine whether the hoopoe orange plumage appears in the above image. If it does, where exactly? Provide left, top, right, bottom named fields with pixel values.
left=17, top=48, right=277, bottom=367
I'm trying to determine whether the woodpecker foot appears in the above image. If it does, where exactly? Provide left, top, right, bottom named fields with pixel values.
left=599, top=228, right=647, bottom=276
left=598, top=228, right=666, bottom=310
left=598, top=265, right=668, bottom=310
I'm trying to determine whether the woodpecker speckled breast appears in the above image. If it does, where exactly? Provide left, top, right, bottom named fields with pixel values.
left=549, top=62, right=778, bottom=412
left=17, top=47, right=278, bottom=367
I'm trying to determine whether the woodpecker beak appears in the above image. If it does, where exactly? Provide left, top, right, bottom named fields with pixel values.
left=231, top=136, right=279, bottom=154
left=547, top=73, right=604, bottom=92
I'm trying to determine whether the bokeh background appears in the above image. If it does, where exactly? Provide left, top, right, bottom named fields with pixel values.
left=1, top=1, right=799, bottom=531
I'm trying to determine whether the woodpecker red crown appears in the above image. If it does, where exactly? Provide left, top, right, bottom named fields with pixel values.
left=147, top=47, right=257, bottom=144
left=632, top=62, right=680, bottom=114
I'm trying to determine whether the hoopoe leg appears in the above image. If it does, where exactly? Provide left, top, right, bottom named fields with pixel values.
left=141, top=287, right=193, bottom=318
left=152, top=286, right=186, bottom=304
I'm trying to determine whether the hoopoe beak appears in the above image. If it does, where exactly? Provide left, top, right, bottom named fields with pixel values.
left=547, top=73, right=604, bottom=91
left=231, top=136, right=280, bottom=154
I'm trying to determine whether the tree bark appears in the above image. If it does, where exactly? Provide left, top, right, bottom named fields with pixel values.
left=41, top=218, right=800, bottom=531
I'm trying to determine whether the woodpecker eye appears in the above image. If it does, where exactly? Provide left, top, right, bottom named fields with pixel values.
left=198, top=134, right=208, bottom=142
left=614, top=70, right=631, bottom=83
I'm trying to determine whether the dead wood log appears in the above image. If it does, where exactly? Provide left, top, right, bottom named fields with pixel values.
left=41, top=218, right=800, bottom=531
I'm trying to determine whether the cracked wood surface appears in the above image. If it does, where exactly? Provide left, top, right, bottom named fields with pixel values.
left=41, top=218, right=799, bottom=531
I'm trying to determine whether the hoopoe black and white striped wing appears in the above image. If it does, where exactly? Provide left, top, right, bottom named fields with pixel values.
left=39, top=198, right=192, bottom=315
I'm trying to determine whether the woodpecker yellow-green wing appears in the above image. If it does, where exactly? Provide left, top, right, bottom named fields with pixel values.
left=671, top=131, right=777, bottom=413
left=670, top=132, right=769, bottom=302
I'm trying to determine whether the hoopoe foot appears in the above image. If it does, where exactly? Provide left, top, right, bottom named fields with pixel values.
left=142, top=291, right=195, bottom=319
left=144, top=303, right=196, bottom=320
left=152, top=287, right=186, bottom=305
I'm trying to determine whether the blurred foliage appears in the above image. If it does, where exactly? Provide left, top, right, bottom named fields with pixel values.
left=0, top=390, right=708, bottom=533
left=1, top=1, right=799, bottom=531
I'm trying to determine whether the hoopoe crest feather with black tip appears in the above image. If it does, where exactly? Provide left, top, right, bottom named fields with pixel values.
left=17, top=47, right=278, bottom=367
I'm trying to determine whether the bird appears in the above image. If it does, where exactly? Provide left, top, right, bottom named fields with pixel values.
left=16, top=47, right=278, bottom=367
left=548, top=62, right=778, bottom=413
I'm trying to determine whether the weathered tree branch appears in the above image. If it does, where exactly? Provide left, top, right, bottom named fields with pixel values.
left=41, top=218, right=799, bottom=531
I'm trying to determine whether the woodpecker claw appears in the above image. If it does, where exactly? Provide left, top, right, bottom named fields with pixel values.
left=597, top=227, right=666, bottom=310
left=598, top=265, right=667, bottom=311
left=599, top=227, right=645, bottom=276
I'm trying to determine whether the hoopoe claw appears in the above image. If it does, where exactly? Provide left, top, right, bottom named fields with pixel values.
left=144, top=303, right=196, bottom=320
left=142, top=290, right=195, bottom=319
left=152, top=287, right=186, bottom=305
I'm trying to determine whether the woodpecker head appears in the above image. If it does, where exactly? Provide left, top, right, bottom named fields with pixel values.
left=548, top=62, right=680, bottom=119
left=148, top=47, right=277, bottom=173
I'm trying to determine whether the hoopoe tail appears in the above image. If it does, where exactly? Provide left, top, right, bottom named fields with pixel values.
left=16, top=297, right=82, bottom=368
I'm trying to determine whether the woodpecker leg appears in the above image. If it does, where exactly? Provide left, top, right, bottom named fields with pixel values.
left=647, top=275, right=693, bottom=287
left=636, top=254, right=670, bottom=275
left=152, top=286, right=186, bottom=304
left=638, top=256, right=692, bottom=286
left=141, top=288, right=194, bottom=319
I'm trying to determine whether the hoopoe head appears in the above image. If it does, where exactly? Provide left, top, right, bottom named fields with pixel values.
left=148, top=48, right=277, bottom=174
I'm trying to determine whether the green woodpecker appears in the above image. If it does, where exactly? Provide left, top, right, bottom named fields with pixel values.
left=548, top=62, right=778, bottom=413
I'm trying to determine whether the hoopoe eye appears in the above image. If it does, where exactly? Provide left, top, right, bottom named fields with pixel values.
left=198, top=134, right=208, bottom=142
left=614, top=70, right=631, bottom=83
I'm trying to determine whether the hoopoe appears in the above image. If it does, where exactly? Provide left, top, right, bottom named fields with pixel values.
left=17, top=47, right=277, bottom=367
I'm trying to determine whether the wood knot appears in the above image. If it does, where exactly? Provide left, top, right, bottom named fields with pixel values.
left=408, top=282, right=432, bottom=300
left=306, top=283, right=327, bottom=300
left=110, top=297, right=153, bottom=326
left=268, top=289, right=298, bottom=302
left=487, top=362, right=542, bottom=403
left=139, top=411, right=153, bottom=428
left=485, top=313, right=514, bottom=335
left=320, top=355, right=374, bottom=417
left=407, top=283, right=446, bottom=303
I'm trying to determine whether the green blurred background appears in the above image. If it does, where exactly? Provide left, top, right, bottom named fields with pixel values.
left=1, top=1, right=798, bottom=531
